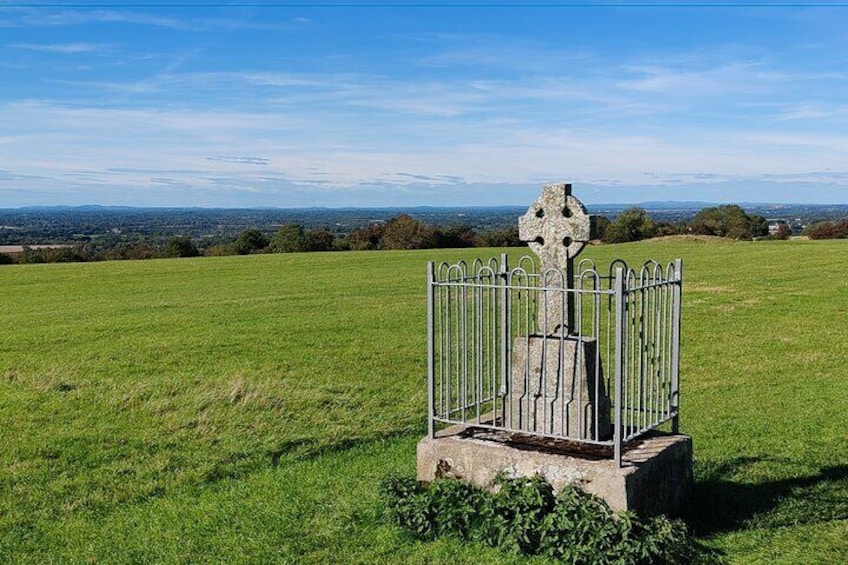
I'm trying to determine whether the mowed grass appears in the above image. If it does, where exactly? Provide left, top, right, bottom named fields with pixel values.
left=1, top=239, right=846, bottom=563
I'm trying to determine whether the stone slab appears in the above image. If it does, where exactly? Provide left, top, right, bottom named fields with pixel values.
left=510, top=335, right=611, bottom=441
left=417, top=427, right=692, bottom=518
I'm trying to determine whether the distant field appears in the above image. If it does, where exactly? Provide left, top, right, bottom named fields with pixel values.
left=0, top=244, right=72, bottom=254
left=1, top=239, right=846, bottom=563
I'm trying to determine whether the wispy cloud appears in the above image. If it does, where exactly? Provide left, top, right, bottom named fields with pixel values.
left=10, top=8, right=191, bottom=30
left=11, top=42, right=105, bottom=53
left=774, top=103, right=848, bottom=122
left=207, top=156, right=270, bottom=166
left=3, top=6, right=848, bottom=206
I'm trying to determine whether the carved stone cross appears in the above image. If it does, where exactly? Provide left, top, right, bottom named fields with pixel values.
left=518, top=183, right=591, bottom=334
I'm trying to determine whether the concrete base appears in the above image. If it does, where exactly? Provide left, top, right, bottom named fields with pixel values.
left=417, top=427, right=692, bottom=518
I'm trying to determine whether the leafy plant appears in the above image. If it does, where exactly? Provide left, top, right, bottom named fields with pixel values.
left=380, top=474, right=704, bottom=564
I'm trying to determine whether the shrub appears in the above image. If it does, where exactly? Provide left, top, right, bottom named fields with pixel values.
left=774, top=223, right=792, bottom=240
left=689, top=205, right=768, bottom=240
left=163, top=236, right=199, bottom=258
left=204, top=244, right=238, bottom=256
left=591, top=215, right=611, bottom=240
left=270, top=224, right=308, bottom=253
left=805, top=219, right=848, bottom=239
left=346, top=223, right=384, bottom=250
left=234, top=228, right=269, bottom=254
left=477, top=226, right=521, bottom=247
left=380, top=474, right=701, bottom=564
left=304, top=229, right=335, bottom=252
left=381, top=214, right=436, bottom=250
left=434, top=225, right=477, bottom=249
left=603, top=208, right=655, bottom=243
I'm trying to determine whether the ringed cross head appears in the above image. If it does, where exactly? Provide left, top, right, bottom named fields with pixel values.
left=519, top=183, right=591, bottom=335
left=518, top=183, right=591, bottom=270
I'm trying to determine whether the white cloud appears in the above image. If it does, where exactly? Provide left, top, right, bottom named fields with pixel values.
left=13, top=8, right=190, bottom=30
left=4, top=11, right=848, bottom=207
left=11, top=42, right=105, bottom=53
left=3, top=93, right=848, bottom=208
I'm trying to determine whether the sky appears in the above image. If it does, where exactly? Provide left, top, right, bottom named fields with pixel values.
left=2, top=1, right=848, bottom=208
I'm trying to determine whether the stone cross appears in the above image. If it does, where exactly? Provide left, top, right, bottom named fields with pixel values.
left=518, top=183, right=591, bottom=334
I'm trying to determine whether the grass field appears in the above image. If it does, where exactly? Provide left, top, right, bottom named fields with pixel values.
left=1, top=238, right=846, bottom=563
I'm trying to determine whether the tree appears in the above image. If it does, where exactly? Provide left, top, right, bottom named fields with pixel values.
left=805, top=219, right=848, bottom=239
left=234, top=229, right=269, bottom=254
left=304, top=229, right=335, bottom=252
left=478, top=226, right=521, bottom=248
left=163, top=236, right=199, bottom=258
left=204, top=244, right=238, bottom=256
left=590, top=216, right=611, bottom=241
left=602, top=208, right=655, bottom=243
left=654, top=221, right=686, bottom=237
left=346, top=223, right=384, bottom=250
left=435, top=225, right=477, bottom=249
left=382, top=214, right=437, bottom=250
left=749, top=214, right=769, bottom=239
left=270, top=224, right=307, bottom=253
left=774, top=223, right=792, bottom=240
left=689, top=205, right=767, bottom=240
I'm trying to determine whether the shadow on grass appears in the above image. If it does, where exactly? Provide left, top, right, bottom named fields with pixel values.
left=267, top=423, right=424, bottom=467
left=683, top=456, right=848, bottom=537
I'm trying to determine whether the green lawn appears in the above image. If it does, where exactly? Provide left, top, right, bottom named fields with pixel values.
left=1, top=239, right=846, bottom=563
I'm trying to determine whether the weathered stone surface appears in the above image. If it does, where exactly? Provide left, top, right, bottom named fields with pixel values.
left=518, top=182, right=591, bottom=269
left=518, top=182, right=591, bottom=335
left=509, top=335, right=611, bottom=441
left=417, top=429, right=693, bottom=518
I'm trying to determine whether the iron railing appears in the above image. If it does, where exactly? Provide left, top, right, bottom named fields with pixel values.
left=427, top=254, right=682, bottom=467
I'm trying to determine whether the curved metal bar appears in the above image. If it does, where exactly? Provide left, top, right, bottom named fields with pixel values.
left=446, top=263, right=466, bottom=282
left=517, top=254, right=538, bottom=275
left=638, top=259, right=661, bottom=286
left=437, top=261, right=453, bottom=281
left=509, top=266, right=532, bottom=283
left=488, top=256, right=500, bottom=273
left=472, top=257, right=485, bottom=275
left=578, top=268, right=600, bottom=291
left=609, top=259, right=629, bottom=282
left=652, top=261, right=664, bottom=282
left=578, top=258, right=597, bottom=275
left=541, top=266, right=566, bottom=288
left=455, top=260, right=468, bottom=280
left=666, top=260, right=678, bottom=281
left=643, top=259, right=661, bottom=271
left=626, top=268, right=638, bottom=289
left=477, top=265, right=497, bottom=281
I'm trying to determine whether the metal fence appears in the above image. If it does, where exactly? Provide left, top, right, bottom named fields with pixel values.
left=427, top=254, right=682, bottom=467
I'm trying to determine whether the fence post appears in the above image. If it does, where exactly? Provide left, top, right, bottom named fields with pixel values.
left=613, top=267, right=626, bottom=467
left=670, top=259, right=683, bottom=434
left=427, top=261, right=436, bottom=439
left=499, top=253, right=510, bottom=426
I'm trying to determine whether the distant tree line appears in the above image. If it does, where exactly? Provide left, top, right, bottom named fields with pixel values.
left=597, top=204, right=772, bottom=243
left=2, top=205, right=833, bottom=266
left=0, top=215, right=523, bottom=264
left=803, top=219, right=848, bottom=239
left=203, top=215, right=522, bottom=256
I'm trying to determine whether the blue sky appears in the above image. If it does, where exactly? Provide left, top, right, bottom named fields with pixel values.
left=2, top=1, right=848, bottom=207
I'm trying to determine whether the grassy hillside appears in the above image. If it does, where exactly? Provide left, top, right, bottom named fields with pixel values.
left=1, top=239, right=846, bottom=563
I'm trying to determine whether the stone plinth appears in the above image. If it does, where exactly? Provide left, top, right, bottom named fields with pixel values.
left=417, top=427, right=693, bottom=518
left=510, top=335, right=612, bottom=441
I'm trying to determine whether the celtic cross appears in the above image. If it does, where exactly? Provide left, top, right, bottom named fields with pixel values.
left=518, top=183, right=591, bottom=334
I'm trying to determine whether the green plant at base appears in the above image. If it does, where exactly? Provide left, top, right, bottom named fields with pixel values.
left=480, top=474, right=556, bottom=554
left=380, top=474, right=703, bottom=564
